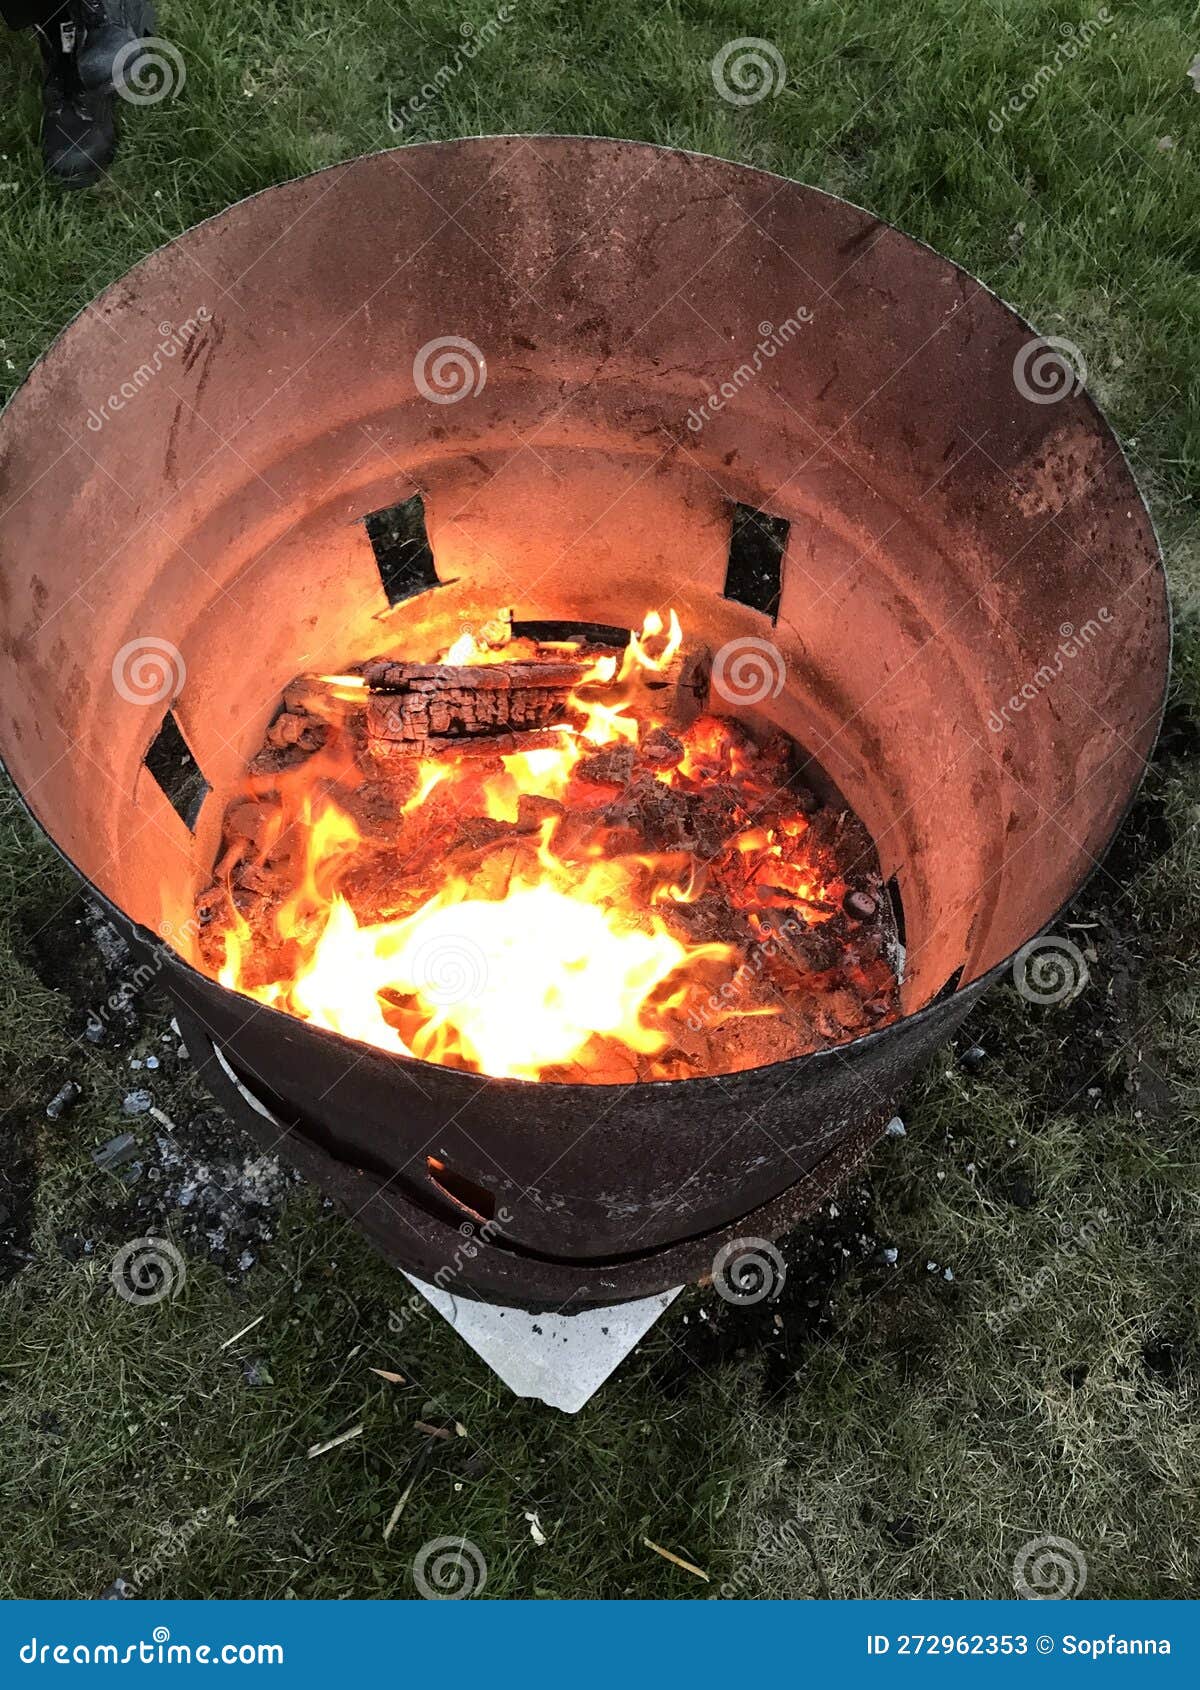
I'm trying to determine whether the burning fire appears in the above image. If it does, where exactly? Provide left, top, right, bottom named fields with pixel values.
left=202, top=609, right=892, bottom=1081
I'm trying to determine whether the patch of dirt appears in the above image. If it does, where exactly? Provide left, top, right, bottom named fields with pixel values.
left=1162, top=695, right=1200, bottom=757
left=1141, top=1334, right=1186, bottom=1387
left=1098, top=789, right=1174, bottom=889
left=659, top=1181, right=879, bottom=1396
left=860, top=1499, right=928, bottom=1553
left=20, top=892, right=141, bottom=1046
left=0, top=1113, right=37, bottom=1285
left=966, top=731, right=1191, bottom=1125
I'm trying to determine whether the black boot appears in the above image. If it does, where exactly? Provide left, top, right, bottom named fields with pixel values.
left=74, top=1, right=157, bottom=94
left=37, top=11, right=117, bottom=188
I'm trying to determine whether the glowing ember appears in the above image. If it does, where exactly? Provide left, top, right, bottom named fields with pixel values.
left=197, top=610, right=899, bottom=1082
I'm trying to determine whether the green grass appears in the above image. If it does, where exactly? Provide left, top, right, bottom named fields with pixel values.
left=2, top=0, right=1200, bottom=1599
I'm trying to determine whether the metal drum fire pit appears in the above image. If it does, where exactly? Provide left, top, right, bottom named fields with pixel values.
left=0, top=138, right=1168, bottom=1307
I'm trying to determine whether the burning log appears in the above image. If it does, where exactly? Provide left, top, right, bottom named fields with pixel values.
left=361, top=626, right=709, bottom=756
left=367, top=725, right=573, bottom=760
left=363, top=656, right=606, bottom=753
left=363, top=657, right=597, bottom=692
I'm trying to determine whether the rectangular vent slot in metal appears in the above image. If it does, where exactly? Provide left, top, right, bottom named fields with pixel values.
left=723, top=503, right=789, bottom=621
left=144, top=710, right=210, bottom=831
left=364, top=492, right=443, bottom=605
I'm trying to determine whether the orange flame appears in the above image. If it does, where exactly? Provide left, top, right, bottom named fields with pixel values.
left=211, top=610, right=845, bottom=1080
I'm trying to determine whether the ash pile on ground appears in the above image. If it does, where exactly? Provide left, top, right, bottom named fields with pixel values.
left=63, top=1108, right=296, bottom=1280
